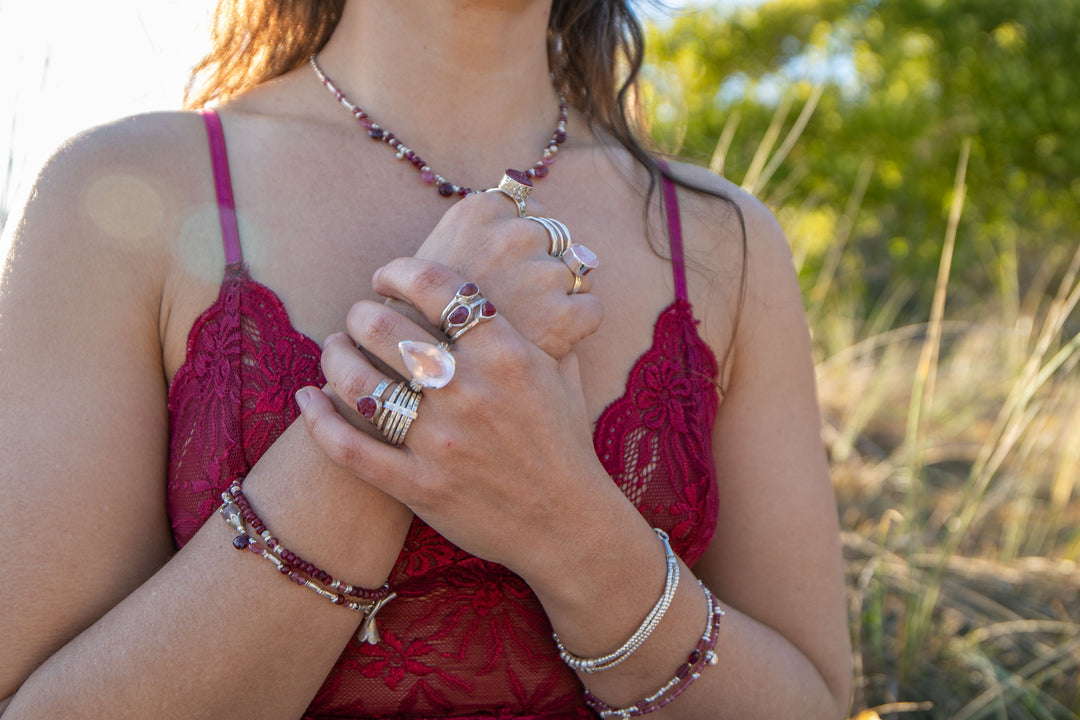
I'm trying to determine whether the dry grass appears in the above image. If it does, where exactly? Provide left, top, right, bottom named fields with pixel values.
left=697, top=84, right=1080, bottom=717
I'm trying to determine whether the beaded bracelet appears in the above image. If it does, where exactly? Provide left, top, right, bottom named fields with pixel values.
left=583, top=581, right=724, bottom=719
left=555, top=528, right=679, bottom=673
left=219, top=479, right=395, bottom=644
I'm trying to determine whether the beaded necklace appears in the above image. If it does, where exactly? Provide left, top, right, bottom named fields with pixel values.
left=310, top=54, right=568, bottom=199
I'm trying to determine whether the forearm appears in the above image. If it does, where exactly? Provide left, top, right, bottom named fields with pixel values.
left=528, top=503, right=848, bottom=720
left=2, top=421, right=411, bottom=720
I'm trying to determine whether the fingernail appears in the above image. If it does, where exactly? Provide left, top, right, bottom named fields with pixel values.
left=295, top=387, right=312, bottom=411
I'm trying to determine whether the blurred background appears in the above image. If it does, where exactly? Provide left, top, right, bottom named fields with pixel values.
left=2, top=1, right=1078, bottom=717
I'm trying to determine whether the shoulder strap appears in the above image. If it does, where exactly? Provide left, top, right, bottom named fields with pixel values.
left=200, top=109, right=243, bottom=266
left=655, top=160, right=688, bottom=302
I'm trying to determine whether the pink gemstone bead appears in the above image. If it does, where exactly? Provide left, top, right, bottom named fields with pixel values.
left=421, top=170, right=436, bottom=184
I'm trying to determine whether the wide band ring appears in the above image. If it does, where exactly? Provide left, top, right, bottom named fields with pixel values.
left=524, top=216, right=572, bottom=257
left=440, top=282, right=498, bottom=344
left=485, top=169, right=533, bottom=217
left=375, top=382, right=422, bottom=445
left=560, top=243, right=599, bottom=277
left=569, top=275, right=584, bottom=295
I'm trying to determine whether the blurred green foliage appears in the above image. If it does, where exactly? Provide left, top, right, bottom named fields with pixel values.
left=645, top=0, right=1080, bottom=322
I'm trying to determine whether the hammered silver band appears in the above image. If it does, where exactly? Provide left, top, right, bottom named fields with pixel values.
left=486, top=169, right=533, bottom=217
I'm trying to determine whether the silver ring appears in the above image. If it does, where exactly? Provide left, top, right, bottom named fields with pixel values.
left=356, top=378, right=393, bottom=420
left=439, top=282, right=482, bottom=328
left=376, top=382, right=421, bottom=445
left=560, top=243, right=598, bottom=276
left=524, top=216, right=572, bottom=257
left=486, top=169, right=533, bottom=217
left=569, top=275, right=584, bottom=295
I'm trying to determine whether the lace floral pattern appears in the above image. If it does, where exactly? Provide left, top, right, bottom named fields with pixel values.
left=166, top=267, right=719, bottom=719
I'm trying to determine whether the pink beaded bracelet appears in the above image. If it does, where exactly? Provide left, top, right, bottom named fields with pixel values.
left=219, top=479, right=395, bottom=644
left=583, top=581, right=723, bottom=718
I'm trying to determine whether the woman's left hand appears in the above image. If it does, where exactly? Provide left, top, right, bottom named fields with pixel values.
left=297, top=256, right=630, bottom=580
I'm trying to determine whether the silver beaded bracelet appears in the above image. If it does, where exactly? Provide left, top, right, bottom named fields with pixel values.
left=555, top=528, right=680, bottom=673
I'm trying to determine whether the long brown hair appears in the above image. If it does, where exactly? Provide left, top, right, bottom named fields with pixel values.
left=184, top=0, right=745, bottom=390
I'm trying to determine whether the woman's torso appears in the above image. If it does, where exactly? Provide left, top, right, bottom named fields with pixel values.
left=161, top=76, right=725, bottom=718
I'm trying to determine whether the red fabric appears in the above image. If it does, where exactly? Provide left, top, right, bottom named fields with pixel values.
left=166, top=268, right=718, bottom=718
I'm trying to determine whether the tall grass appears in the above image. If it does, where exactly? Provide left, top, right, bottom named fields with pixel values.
left=709, top=87, right=1080, bottom=718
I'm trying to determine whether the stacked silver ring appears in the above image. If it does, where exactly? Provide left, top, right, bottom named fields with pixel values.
left=375, top=382, right=422, bottom=446
left=439, top=282, right=498, bottom=344
left=525, top=216, right=572, bottom=257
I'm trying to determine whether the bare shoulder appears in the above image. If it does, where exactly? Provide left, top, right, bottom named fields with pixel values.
left=9, top=110, right=212, bottom=261
left=659, top=159, right=805, bottom=370
left=661, top=158, right=792, bottom=277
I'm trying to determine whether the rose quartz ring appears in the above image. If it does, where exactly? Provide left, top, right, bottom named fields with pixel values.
left=486, top=168, right=533, bottom=217
left=439, top=282, right=498, bottom=344
left=560, top=243, right=598, bottom=295
left=399, top=340, right=456, bottom=390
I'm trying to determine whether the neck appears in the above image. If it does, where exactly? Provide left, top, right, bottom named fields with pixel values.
left=315, top=0, right=565, bottom=184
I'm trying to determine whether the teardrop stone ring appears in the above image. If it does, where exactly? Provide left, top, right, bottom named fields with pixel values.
left=399, top=340, right=457, bottom=390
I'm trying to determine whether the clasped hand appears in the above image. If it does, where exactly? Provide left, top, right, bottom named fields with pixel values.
left=298, top=192, right=613, bottom=577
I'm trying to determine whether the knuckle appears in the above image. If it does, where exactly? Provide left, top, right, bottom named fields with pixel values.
left=359, top=308, right=400, bottom=345
left=411, top=262, right=454, bottom=296
left=339, top=366, right=371, bottom=401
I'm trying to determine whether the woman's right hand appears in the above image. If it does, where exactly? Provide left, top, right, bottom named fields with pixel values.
left=402, top=189, right=603, bottom=360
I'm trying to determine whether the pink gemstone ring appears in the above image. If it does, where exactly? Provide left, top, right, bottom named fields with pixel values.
left=399, top=340, right=456, bottom=390
left=486, top=168, right=533, bottom=217
left=560, top=243, right=599, bottom=277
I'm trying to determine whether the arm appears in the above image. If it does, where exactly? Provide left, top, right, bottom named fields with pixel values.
left=0, top=117, right=411, bottom=719
left=300, top=177, right=852, bottom=718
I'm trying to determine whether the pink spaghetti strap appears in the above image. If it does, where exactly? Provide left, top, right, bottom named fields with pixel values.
left=656, top=160, right=688, bottom=302
left=200, top=109, right=243, bottom=266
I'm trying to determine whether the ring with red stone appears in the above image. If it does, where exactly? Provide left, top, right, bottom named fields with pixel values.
left=356, top=378, right=394, bottom=423
left=524, top=216, right=572, bottom=257
left=439, top=282, right=482, bottom=328
left=485, top=168, right=533, bottom=217
left=399, top=340, right=456, bottom=391
left=447, top=298, right=498, bottom=343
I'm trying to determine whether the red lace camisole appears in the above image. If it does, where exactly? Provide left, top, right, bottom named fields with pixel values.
left=166, top=109, right=720, bottom=719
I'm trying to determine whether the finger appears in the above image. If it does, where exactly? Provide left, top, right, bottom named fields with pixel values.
left=370, top=258, right=509, bottom=340
left=295, top=385, right=413, bottom=497
left=320, top=332, right=399, bottom=420
left=343, top=297, right=458, bottom=383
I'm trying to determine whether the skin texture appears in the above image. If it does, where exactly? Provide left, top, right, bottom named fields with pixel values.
left=0, top=0, right=852, bottom=717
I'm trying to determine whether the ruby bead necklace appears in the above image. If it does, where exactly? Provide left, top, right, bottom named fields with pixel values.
left=310, top=54, right=568, bottom=198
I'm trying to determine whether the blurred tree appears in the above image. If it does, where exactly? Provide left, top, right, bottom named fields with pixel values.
left=646, top=0, right=1080, bottom=325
